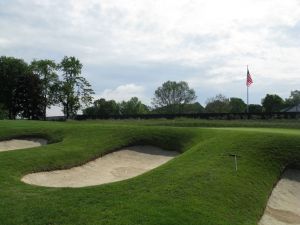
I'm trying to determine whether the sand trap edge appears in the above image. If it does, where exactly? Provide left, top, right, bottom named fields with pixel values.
left=258, top=168, right=300, bottom=225
left=21, top=145, right=179, bottom=188
left=0, top=137, right=48, bottom=152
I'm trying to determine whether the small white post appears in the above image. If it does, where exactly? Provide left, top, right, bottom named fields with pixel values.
left=235, top=155, right=238, bottom=171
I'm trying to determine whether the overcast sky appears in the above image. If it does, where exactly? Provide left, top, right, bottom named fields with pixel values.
left=1, top=0, right=300, bottom=116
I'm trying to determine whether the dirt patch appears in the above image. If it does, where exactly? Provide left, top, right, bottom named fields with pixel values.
left=0, top=138, right=47, bottom=152
left=259, top=169, right=300, bottom=225
left=21, top=145, right=178, bottom=188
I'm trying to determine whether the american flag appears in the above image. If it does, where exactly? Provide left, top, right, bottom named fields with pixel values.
left=246, top=67, right=253, bottom=87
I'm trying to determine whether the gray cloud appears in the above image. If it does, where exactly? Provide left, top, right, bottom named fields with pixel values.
left=1, top=0, right=300, bottom=116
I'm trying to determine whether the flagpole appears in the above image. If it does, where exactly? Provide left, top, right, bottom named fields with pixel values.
left=247, top=65, right=249, bottom=113
left=247, top=85, right=249, bottom=113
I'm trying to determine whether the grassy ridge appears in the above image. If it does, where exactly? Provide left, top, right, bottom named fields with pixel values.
left=67, top=118, right=300, bottom=129
left=0, top=120, right=300, bottom=225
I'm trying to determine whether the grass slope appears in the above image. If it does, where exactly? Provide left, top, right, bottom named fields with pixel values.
left=0, top=120, right=300, bottom=225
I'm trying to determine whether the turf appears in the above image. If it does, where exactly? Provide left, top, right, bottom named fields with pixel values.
left=0, top=119, right=300, bottom=225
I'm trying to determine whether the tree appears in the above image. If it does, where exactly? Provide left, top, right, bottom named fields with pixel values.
left=182, top=102, right=205, bottom=113
left=13, top=72, right=44, bottom=119
left=83, top=97, right=149, bottom=117
left=83, top=98, right=120, bottom=117
left=58, top=56, right=94, bottom=119
left=30, top=59, right=59, bottom=120
left=229, top=98, right=246, bottom=113
left=0, top=56, right=28, bottom=119
left=152, top=81, right=196, bottom=113
left=285, top=90, right=300, bottom=111
left=261, top=94, right=284, bottom=113
left=0, top=103, right=8, bottom=119
left=119, top=97, right=149, bottom=115
left=205, top=94, right=230, bottom=113
left=248, top=104, right=263, bottom=113
left=153, top=102, right=204, bottom=114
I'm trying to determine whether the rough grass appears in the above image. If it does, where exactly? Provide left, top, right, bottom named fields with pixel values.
left=0, top=119, right=300, bottom=225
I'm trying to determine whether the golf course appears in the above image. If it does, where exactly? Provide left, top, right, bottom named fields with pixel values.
left=0, top=119, right=300, bottom=225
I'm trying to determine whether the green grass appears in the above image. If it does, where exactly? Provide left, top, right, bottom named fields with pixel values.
left=0, top=119, right=300, bottom=225
left=74, top=118, right=300, bottom=129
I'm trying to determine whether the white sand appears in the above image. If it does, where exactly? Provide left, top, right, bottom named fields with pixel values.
left=259, top=169, right=300, bottom=225
left=0, top=138, right=47, bottom=152
left=22, top=145, right=178, bottom=188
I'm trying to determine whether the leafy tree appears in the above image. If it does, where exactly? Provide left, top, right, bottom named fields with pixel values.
left=58, top=56, right=94, bottom=119
left=83, top=97, right=149, bottom=116
left=205, top=94, right=230, bottom=113
left=13, top=72, right=44, bottom=119
left=0, top=103, right=8, bottom=119
left=153, top=102, right=204, bottom=114
left=0, top=56, right=28, bottom=119
left=285, top=90, right=300, bottom=111
left=261, top=94, right=284, bottom=112
left=30, top=59, right=59, bottom=120
left=119, top=97, right=149, bottom=115
left=248, top=104, right=263, bottom=113
left=83, top=98, right=119, bottom=117
left=182, top=102, right=205, bottom=113
left=152, top=81, right=196, bottom=113
left=95, top=99, right=119, bottom=116
left=229, top=98, right=246, bottom=113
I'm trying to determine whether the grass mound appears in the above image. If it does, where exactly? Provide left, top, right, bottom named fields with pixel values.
left=0, top=120, right=300, bottom=225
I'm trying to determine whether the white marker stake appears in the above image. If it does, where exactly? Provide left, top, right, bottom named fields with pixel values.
left=235, top=155, right=238, bottom=171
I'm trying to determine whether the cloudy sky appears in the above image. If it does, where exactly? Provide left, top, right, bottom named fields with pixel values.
left=1, top=0, right=300, bottom=115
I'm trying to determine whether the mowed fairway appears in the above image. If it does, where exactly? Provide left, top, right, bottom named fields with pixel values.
left=0, top=120, right=300, bottom=225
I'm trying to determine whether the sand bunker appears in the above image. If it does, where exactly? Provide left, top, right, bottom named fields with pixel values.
left=259, top=169, right=300, bottom=225
left=0, top=138, right=47, bottom=152
left=22, top=145, right=178, bottom=188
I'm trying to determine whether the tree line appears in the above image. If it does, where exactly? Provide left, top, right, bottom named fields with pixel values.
left=0, top=56, right=94, bottom=120
left=1, top=56, right=299, bottom=120
left=84, top=80, right=300, bottom=117
left=204, top=91, right=300, bottom=113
